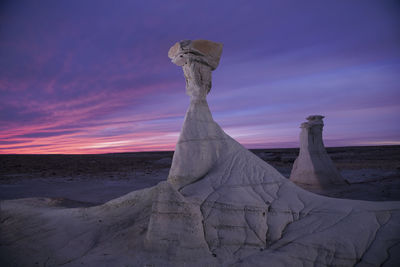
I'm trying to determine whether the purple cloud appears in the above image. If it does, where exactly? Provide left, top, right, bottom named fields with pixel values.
left=1, top=0, right=399, bottom=153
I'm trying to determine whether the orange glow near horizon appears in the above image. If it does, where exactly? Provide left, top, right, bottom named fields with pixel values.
left=0, top=132, right=180, bottom=154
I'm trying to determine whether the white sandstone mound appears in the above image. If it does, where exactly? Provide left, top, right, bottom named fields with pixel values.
left=1, top=40, right=399, bottom=267
left=290, top=115, right=348, bottom=187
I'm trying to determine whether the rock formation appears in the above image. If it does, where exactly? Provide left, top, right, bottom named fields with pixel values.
left=1, top=40, right=399, bottom=267
left=290, top=115, right=347, bottom=187
left=167, top=39, right=224, bottom=189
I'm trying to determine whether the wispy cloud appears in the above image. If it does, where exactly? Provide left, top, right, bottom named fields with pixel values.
left=1, top=0, right=399, bottom=153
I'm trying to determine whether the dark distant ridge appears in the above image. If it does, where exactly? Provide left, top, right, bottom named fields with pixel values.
left=1, top=145, right=399, bottom=183
left=1, top=144, right=399, bottom=156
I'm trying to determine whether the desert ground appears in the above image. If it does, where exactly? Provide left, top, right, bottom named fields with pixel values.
left=1, top=145, right=399, bottom=206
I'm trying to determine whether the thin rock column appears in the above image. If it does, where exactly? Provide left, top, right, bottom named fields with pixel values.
left=290, top=115, right=347, bottom=187
left=167, top=40, right=224, bottom=189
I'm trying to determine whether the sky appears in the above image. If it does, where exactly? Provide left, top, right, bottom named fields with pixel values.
left=0, top=0, right=399, bottom=154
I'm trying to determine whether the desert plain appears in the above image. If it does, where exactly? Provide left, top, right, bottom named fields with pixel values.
left=1, top=145, right=399, bottom=206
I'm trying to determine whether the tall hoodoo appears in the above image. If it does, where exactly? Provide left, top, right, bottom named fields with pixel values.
left=290, top=115, right=347, bottom=187
left=167, top=40, right=224, bottom=189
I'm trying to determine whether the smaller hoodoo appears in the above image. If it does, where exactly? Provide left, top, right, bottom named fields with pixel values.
left=290, top=115, right=347, bottom=187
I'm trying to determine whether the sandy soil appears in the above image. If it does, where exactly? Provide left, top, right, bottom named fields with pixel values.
left=1, top=146, right=399, bottom=205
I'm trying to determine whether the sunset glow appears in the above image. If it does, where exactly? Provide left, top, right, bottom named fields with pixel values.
left=1, top=0, right=399, bottom=154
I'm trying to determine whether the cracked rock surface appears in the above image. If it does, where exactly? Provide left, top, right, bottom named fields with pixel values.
left=1, top=40, right=399, bottom=266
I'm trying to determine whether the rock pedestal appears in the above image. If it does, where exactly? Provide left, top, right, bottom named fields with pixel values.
left=167, top=40, right=224, bottom=189
left=290, top=115, right=347, bottom=187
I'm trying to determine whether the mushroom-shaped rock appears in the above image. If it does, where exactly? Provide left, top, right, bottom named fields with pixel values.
left=167, top=39, right=225, bottom=189
left=168, top=39, right=223, bottom=99
left=290, top=115, right=347, bottom=187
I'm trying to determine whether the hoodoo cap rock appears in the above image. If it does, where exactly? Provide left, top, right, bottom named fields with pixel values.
left=168, top=39, right=223, bottom=70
